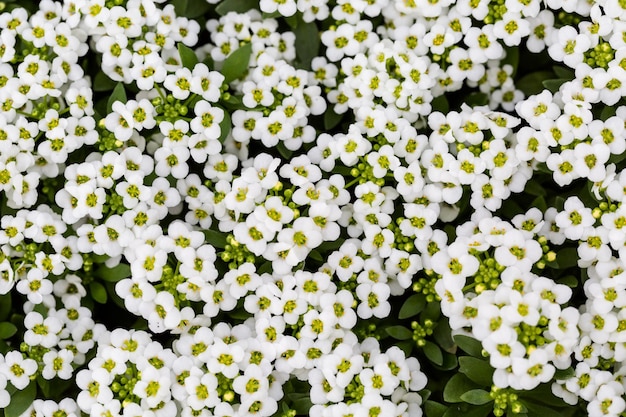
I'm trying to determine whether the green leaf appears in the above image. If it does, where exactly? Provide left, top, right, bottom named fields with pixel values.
left=385, top=325, right=413, bottom=340
left=459, top=356, right=494, bottom=386
left=94, top=71, right=117, bottom=92
left=454, top=335, right=484, bottom=358
left=107, top=83, right=127, bottom=113
left=521, top=400, right=561, bottom=417
left=601, top=106, right=616, bottom=121
left=90, top=281, right=107, bottom=304
left=221, top=43, right=253, bottom=84
left=0, top=322, right=17, bottom=339
left=431, top=95, right=449, bottom=113
left=557, top=275, right=578, bottom=288
left=531, top=195, right=548, bottom=212
left=5, top=380, right=36, bottom=417
left=294, top=20, right=320, bottom=70
left=216, top=0, right=259, bottom=15
left=96, top=263, right=130, bottom=282
left=520, top=384, right=571, bottom=408
left=285, top=14, right=299, bottom=29
left=434, top=317, right=455, bottom=351
left=218, top=107, right=231, bottom=143
left=460, top=390, right=492, bottom=405
left=524, top=180, right=546, bottom=197
left=172, top=0, right=188, bottom=15
left=464, top=92, right=488, bottom=107
left=423, top=341, right=443, bottom=366
left=542, top=79, right=569, bottom=93
left=277, top=142, right=293, bottom=159
left=182, top=1, right=212, bottom=18
left=442, top=404, right=492, bottom=417
left=556, top=247, right=578, bottom=269
left=422, top=299, right=441, bottom=321
left=204, top=229, right=228, bottom=249
left=438, top=351, right=459, bottom=371
left=178, top=43, right=198, bottom=70
left=503, top=47, right=519, bottom=77
left=444, top=374, right=481, bottom=403
left=397, top=340, right=414, bottom=357
left=324, top=109, right=343, bottom=130
left=425, top=401, right=448, bottom=417
left=0, top=294, right=11, bottom=321
left=398, top=294, right=426, bottom=319
left=552, top=65, right=574, bottom=80
left=36, top=375, right=50, bottom=397
left=554, top=367, right=575, bottom=380
left=309, top=250, right=323, bottom=262
left=516, top=71, right=555, bottom=96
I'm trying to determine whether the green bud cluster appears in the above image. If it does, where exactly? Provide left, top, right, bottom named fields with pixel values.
left=469, top=255, right=505, bottom=294
left=157, top=264, right=186, bottom=306
left=556, top=11, right=582, bottom=27
left=111, top=362, right=140, bottom=406
left=355, top=322, right=379, bottom=341
left=96, top=128, right=121, bottom=152
left=515, top=320, right=549, bottom=351
left=490, top=386, right=524, bottom=416
left=344, top=375, right=365, bottom=404
left=412, top=319, right=434, bottom=347
left=412, top=276, right=440, bottom=303
left=483, top=0, right=507, bottom=24
left=584, top=41, right=615, bottom=69
left=216, top=372, right=236, bottom=403
left=155, top=94, right=190, bottom=121
left=104, top=191, right=127, bottom=216
left=220, top=235, right=256, bottom=269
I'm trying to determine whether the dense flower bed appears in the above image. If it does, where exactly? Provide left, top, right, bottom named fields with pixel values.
left=0, top=0, right=625, bottom=416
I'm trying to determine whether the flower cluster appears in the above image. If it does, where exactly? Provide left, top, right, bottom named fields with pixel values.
left=2, top=0, right=626, bottom=416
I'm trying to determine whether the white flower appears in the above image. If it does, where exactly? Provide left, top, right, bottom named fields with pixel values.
left=1, top=351, right=38, bottom=390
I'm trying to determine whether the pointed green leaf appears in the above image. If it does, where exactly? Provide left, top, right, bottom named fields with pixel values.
left=277, top=142, right=292, bottom=159
left=218, top=107, right=231, bottom=143
left=204, top=229, right=228, bottom=249
left=459, top=356, right=494, bottom=386
left=552, top=65, right=574, bottom=80
left=444, top=374, right=481, bottom=403
left=294, top=20, right=319, bottom=69
left=433, top=317, right=455, bottom=351
left=90, top=281, right=107, bottom=304
left=0, top=294, right=11, bottom=321
left=443, top=403, right=492, bottom=417
left=425, top=401, right=448, bottom=417
left=542, top=79, right=569, bottom=93
left=172, top=0, right=188, bottom=15
left=556, top=247, right=578, bottom=269
left=94, top=71, right=117, bottom=92
left=503, top=47, right=519, bottom=77
left=385, top=325, right=413, bottom=340
left=454, top=335, right=484, bottom=358
left=5, top=380, right=36, bottom=417
left=460, top=390, right=493, bottom=405
left=97, top=263, right=131, bottom=282
left=324, top=109, right=343, bottom=130
left=216, top=0, right=259, bottom=15
left=107, top=83, right=127, bottom=113
left=0, top=322, right=17, bottom=339
left=520, top=400, right=561, bottom=417
left=423, top=341, right=443, bottom=366
left=221, top=43, right=253, bottom=84
left=399, top=294, right=426, bottom=319
left=178, top=43, right=198, bottom=70
left=524, top=180, right=546, bottom=197
left=517, top=71, right=555, bottom=96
